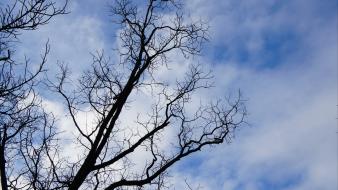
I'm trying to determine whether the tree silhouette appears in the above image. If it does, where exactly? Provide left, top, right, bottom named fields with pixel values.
left=48, top=0, right=246, bottom=189
left=0, top=0, right=67, bottom=189
left=1, top=0, right=246, bottom=189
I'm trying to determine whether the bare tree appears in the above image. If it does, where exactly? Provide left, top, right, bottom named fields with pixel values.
left=1, top=0, right=245, bottom=189
left=46, top=0, right=246, bottom=189
left=0, top=0, right=67, bottom=189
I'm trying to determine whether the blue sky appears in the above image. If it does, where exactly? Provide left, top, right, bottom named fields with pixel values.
left=16, top=0, right=337, bottom=189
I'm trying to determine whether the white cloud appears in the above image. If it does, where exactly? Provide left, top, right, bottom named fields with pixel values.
left=168, top=0, right=337, bottom=190
left=16, top=0, right=109, bottom=78
left=9, top=0, right=337, bottom=189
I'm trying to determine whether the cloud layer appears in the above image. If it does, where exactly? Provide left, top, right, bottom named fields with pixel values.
left=170, top=0, right=337, bottom=190
left=15, top=0, right=337, bottom=189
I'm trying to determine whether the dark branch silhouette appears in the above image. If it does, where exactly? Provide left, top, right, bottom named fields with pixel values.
left=47, top=0, right=246, bottom=189
left=0, top=0, right=67, bottom=190
left=1, top=0, right=246, bottom=189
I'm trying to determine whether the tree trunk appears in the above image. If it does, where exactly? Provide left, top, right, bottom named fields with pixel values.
left=68, top=153, right=96, bottom=190
left=0, top=145, right=8, bottom=190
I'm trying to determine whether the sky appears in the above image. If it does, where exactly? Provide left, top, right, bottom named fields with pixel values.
left=15, top=0, right=337, bottom=189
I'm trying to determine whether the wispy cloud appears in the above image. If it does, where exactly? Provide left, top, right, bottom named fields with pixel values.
left=14, top=0, right=337, bottom=189
left=170, top=0, right=337, bottom=189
